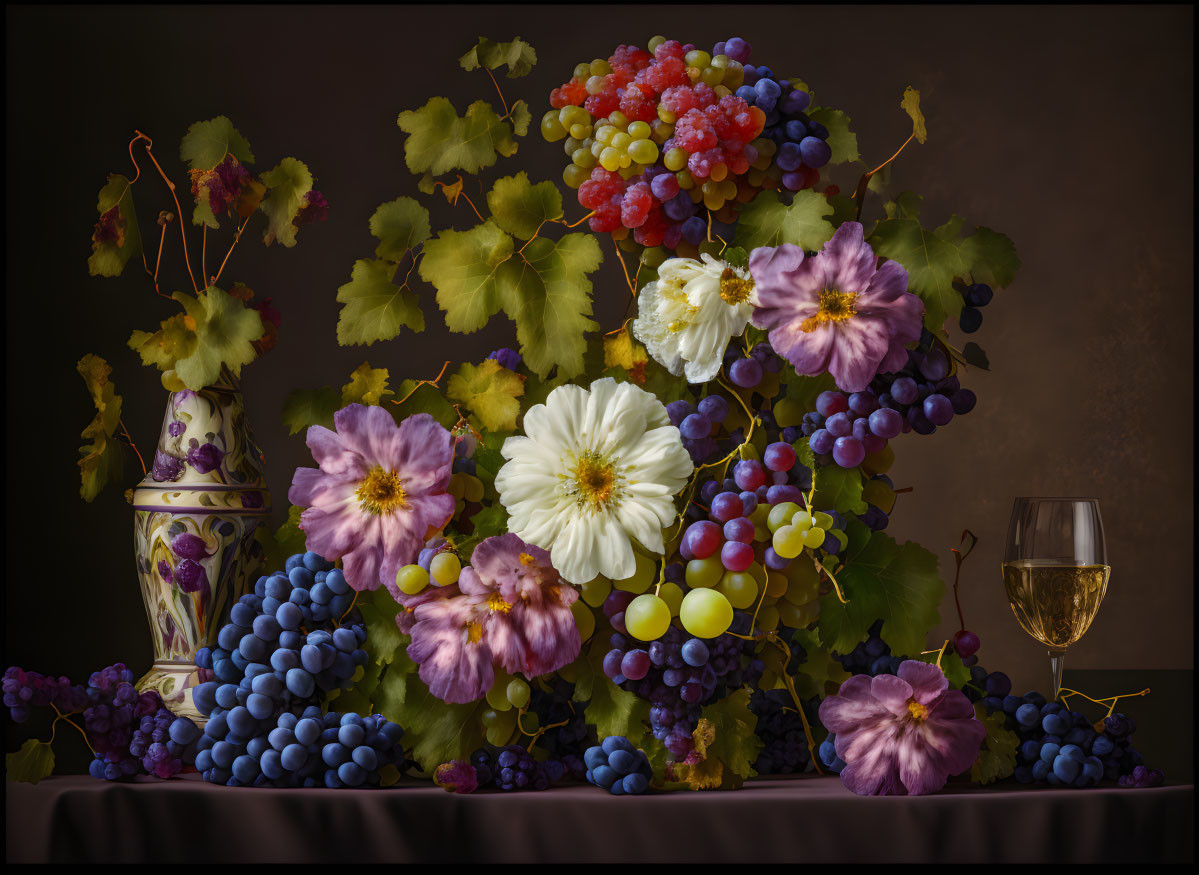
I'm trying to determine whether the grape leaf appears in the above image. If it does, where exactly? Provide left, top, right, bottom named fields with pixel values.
left=169, top=286, right=264, bottom=389
left=281, top=386, right=340, bottom=435
left=357, top=586, right=413, bottom=669
left=721, top=245, right=748, bottom=268
left=88, top=174, right=141, bottom=278
left=421, top=221, right=514, bottom=333
left=127, top=313, right=198, bottom=371
left=962, top=342, right=990, bottom=370
left=813, top=464, right=867, bottom=515
left=958, top=226, right=1020, bottom=288
left=6, top=739, right=55, bottom=784
left=341, top=362, right=393, bottom=406
left=459, top=503, right=508, bottom=553
left=380, top=673, right=487, bottom=772
left=77, top=354, right=124, bottom=502
left=391, top=381, right=459, bottom=431
left=733, top=189, right=835, bottom=253
left=789, top=629, right=852, bottom=700
left=369, top=197, right=431, bottom=262
left=807, top=107, right=860, bottom=164
left=459, top=36, right=538, bottom=78
left=602, top=327, right=649, bottom=373
left=179, top=116, right=254, bottom=170
left=884, top=191, right=924, bottom=220
left=900, top=86, right=927, bottom=144
left=509, top=100, right=531, bottom=137
left=336, top=258, right=425, bottom=346
left=260, top=158, right=314, bottom=248
left=818, top=521, right=944, bottom=658
left=969, top=703, right=1017, bottom=784
left=447, top=359, right=525, bottom=432
left=869, top=217, right=967, bottom=332
left=396, top=97, right=519, bottom=177
left=699, top=688, right=762, bottom=782
left=486, top=172, right=563, bottom=240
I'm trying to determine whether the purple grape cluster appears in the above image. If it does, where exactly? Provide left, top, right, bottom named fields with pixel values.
left=957, top=282, right=993, bottom=334
left=129, top=703, right=189, bottom=779
left=1012, top=704, right=1156, bottom=787
left=528, top=677, right=593, bottom=760
left=3, top=667, right=87, bottom=723
left=800, top=388, right=898, bottom=468
left=749, top=688, right=820, bottom=775
left=726, top=340, right=782, bottom=390
left=469, top=745, right=568, bottom=791
left=584, top=736, right=653, bottom=795
left=867, top=334, right=977, bottom=437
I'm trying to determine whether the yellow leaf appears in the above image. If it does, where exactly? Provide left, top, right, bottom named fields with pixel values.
left=441, top=178, right=464, bottom=205
left=447, top=359, right=525, bottom=433
left=602, top=328, right=649, bottom=372
left=127, top=313, right=198, bottom=371
left=341, top=362, right=394, bottom=407
left=901, top=86, right=927, bottom=144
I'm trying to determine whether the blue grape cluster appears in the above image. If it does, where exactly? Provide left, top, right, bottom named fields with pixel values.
left=956, top=282, right=993, bottom=334
left=1010, top=701, right=1155, bottom=787
left=189, top=551, right=407, bottom=788
left=584, top=736, right=653, bottom=795
left=749, top=688, right=819, bottom=775
left=867, top=332, right=977, bottom=437
left=469, top=745, right=570, bottom=791
left=602, top=597, right=763, bottom=759
left=831, top=620, right=903, bottom=676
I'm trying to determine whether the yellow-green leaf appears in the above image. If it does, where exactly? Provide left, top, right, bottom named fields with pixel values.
left=127, top=313, right=198, bottom=371
left=369, top=197, right=431, bottom=262
left=260, top=157, right=314, bottom=248
left=602, top=328, right=649, bottom=372
left=88, top=174, right=141, bottom=278
left=170, top=286, right=265, bottom=390
left=459, top=36, right=537, bottom=78
left=486, top=172, right=562, bottom=240
left=901, top=86, right=927, bottom=144
left=342, top=362, right=393, bottom=407
left=421, top=221, right=515, bottom=333
left=336, top=258, right=426, bottom=347
left=869, top=217, right=967, bottom=332
left=959, top=227, right=1020, bottom=288
left=807, top=107, right=859, bottom=164
left=6, top=739, right=55, bottom=784
left=447, top=359, right=525, bottom=432
left=700, top=688, right=762, bottom=782
left=392, top=381, right=459, bottom=431
left=509, top=100, right=532, bottom=137
left=970, top=703, right=1018, bottom=784
left=77, top=354, right=124, bottom=502
left=282, top=386, right=340, bottom=435
left=180, top=116, right=254, bottom=170
left=733, top=189, right=835, bottom=253
left=396, top=97, right=518, bottom=177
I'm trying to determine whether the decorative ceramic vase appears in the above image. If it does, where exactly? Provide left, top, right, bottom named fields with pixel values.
left=131, top=372, right=270, bottom=722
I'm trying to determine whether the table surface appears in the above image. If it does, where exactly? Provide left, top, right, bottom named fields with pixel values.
left=6, top=771, right=1193, bottom=864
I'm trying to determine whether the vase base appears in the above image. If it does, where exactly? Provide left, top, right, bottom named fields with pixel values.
left=136, top=662, right=211, bottom=726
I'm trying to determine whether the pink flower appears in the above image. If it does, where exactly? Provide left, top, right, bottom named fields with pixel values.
left=818, top=660, right=986, bottom=796
left=405, top=535, right=581, bottom=704
left=288, top=406, right=455, bottom=592
left=750, top=222, right=924, bottom=392
left=434, top=760, right=479, bottom=793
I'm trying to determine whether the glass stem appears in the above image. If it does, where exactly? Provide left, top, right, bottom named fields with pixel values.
left=1048, top=649, right=1066, bottom=700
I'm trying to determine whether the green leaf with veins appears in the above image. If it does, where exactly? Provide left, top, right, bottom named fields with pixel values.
left=813, top=463, right=867, bottom=515
left=369, top=197, right=431, bottom=262
left=486, top=172, right=563, bottom=240
left=733, top=189, right=835, bottom=252
left=127, top=313, right=197, bottom=371
left=336, top=258, right=425, bottom=346
left=970, top=703, right=1018, bottom=784
left=959, top=226, right=1020, bottom=288
left=447, top=359, right=525, bottom=432
left=281, top=386, right=340, bottom=435
left=574, top=636, right=649, bottom=745
left=818, top=521, right=944, bottom=658
left=508, top=100, right=531, bottom=137
left=700, top=688, right=762, bottom=781
left=391, top=381, right=459, bottom=430
left=397, top=97, right=519, bottom=177
left=260, top=158, right=314, bottom=248
left=420, top=221, right=514, bottom=333
left=869, top=217, right=968, bottom=332
left=459, top=36, right=538, bottom=77
left=179, top=116, right=254, bottom=170
left=807, top=107, right=860, bottom=164
left=380, top=673, right=487, bottom=773
left=170, top=286, right=264, bottom=389
left=88, top=174, right=141, bottom=278
left=6, top=739, right=55, bottom=784
left=884, top=191, right=924, bottom=220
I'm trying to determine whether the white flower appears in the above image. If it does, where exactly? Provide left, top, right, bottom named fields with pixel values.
left=494, top=378, right=694, bottom=585
left=631, top=253, right=757, bottom=384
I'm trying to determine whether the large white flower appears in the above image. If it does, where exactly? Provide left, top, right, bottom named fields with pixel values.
left=494, top=378, right=694, bottom=585
left=631, top=253, right=756, bottom=383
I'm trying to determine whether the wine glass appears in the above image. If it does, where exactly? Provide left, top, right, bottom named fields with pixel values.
left=1002, top=498, right=1110, bottom=698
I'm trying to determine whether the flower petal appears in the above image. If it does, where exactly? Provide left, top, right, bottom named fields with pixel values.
left=815, top=222, right=877, bottom=294
left=897, top=659, right=950, bottom=705
left=870, top=673, right=916, bottom=719
left=817, top=675, right=889, bottom=732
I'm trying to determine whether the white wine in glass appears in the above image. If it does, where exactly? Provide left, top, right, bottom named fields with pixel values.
left=1002, top=498, right=1109, bottom=698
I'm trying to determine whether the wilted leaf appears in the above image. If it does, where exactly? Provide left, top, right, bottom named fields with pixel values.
left=260, top=158, right=314, bottom=248
left=88, top=174, right=141, bottom=278
left=341, top=362, right=393, bottom=407
left=900, top=86, right=927, bottom=144
left=446, top=359, right=525, bottom=432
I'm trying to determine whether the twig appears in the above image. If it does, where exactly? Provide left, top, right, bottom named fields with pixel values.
left=134, top=130, right=199, bottom=293
left=117, top=418, right=147, bottom=476
left=392, top=361, right=451, bottom=407
left=483, top=66, right=510, bottom=116
left=212, top=213, right=252, bottom=287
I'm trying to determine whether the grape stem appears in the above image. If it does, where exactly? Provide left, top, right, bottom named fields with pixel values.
left=919, top=638, right=949, bottom=670
left=391, top=360, right=452, bottom=408
left=482, top=66, right=510, bottom=117
left=610, top=237, right=640, bottom=301
left=51, top=703, right=96, bottom=756
left=133, top=131, right=200, bottom=294
left=115, top=418, right=147, bottom=477
left=1057, top=685, right=1150, bottom=714
left=949, top=529, right=977, bottom=631
left=514, top=704, right=569, bottom=752
left=212, top=212, right=253, bottom=287
left=764, top=631, right=824, bottom=775
left=336, top=591, right=359, bottom=626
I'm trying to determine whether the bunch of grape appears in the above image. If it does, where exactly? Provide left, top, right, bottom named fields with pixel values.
left=1010, top=701, right=1156, bottom=787
left=543, top=36, right=829, bottom=254
left=3, top=661, right=202, bottom=782
left=189, top=551, right=408, bottom=787
left=956, top=282, right=994, bottom=334
left=797, top=388, right=902, bottom=469
left=749, top=688, right=820, bottom=775
left=584, top=736, right=653, bottom=795
left=867, top=337, right=977, bottom=438
left=527, top=677, right=593, bottom=760
left=467, top=745, right=576, bottom=792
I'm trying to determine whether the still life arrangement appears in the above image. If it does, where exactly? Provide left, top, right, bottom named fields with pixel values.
left=5, top=34, right=1165, bottom=797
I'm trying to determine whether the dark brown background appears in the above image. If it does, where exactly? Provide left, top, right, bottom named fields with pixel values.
left=5, top=5, right=1193, bottom=718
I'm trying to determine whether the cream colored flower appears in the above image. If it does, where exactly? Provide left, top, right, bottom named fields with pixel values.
left=494, top=378, right=694, bottom=585
left=631, top=253, right=756, bottom=383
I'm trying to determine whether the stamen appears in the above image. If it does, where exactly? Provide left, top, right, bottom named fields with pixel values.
left=799, top=288, right=858, bottom=332
left=355, top=466, right=408, bottom=515
left=719, top=268, right=754, bottom=305
left=908, top=700, right=930, bottom=721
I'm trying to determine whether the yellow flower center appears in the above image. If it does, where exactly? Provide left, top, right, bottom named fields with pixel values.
left=519, top=552, right=536, bottom=566
left=355, top=466, right=408, bottom=515
left=486, top=593, right=513, bottom=614
left=568, top=450, right=622, bottom=511
left=799, top=288, right=859, bottom=332
left=908, top=700, right=930, bottom=721
left=719, top=268, right=754, bottom=305
left=465, top=620, right=484, bottom=644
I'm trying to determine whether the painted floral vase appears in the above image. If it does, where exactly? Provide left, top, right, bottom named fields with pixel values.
left=131, top=373, right=270, bottom=722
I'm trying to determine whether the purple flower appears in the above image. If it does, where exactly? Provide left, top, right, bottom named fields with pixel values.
left=168, top=421, right=186, bottom=437
left=818, top=660, right=986, bottom=796
left=186, top=441, right=225, bottom=474
left=157, top=560, right=173, bottom=584
left=405, top=535, right=580, bottom=704
left=288, top=406, right=455, bottom=592
left=434, top=760, right=479, bottom=794
left=750, top=222, right=924, bottom=392
left=170, top=533, right=210, bottom=561
left=151, top=450, right=185, bottom=482
left=488, top=348, right=522, bottom=371
left=173, top=559, right=208, bottom=594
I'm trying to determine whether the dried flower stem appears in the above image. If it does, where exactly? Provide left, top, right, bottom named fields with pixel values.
left=134, top=130, right=199, bottom=293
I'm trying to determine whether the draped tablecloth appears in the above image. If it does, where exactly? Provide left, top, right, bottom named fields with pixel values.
left=6, top=772, right=1192, bottom=863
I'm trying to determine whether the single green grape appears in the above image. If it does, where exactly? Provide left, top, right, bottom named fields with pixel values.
left=628, top=139, right=659, bottom=165
left=429, top=552, right=461, bottom=586
left=625, top=593, right=671, bottom=641
left=717, top=571, right=758, bottom=610
left=486, top=674, right=513, bottom=712
left=658, top=582, right=685, bottom=617
left=802, top=526, right=826, bottom=549
left=772, top=524, right=804, bottom=559
left=395, top=564, right=429, bottom=596
left=768, top=502, right=802, bottom=532
left=686, top=557, right=724, bottom=589
left=680, top=588, right=734, bottom=639
left=506, top=677, right=530, bottom=710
